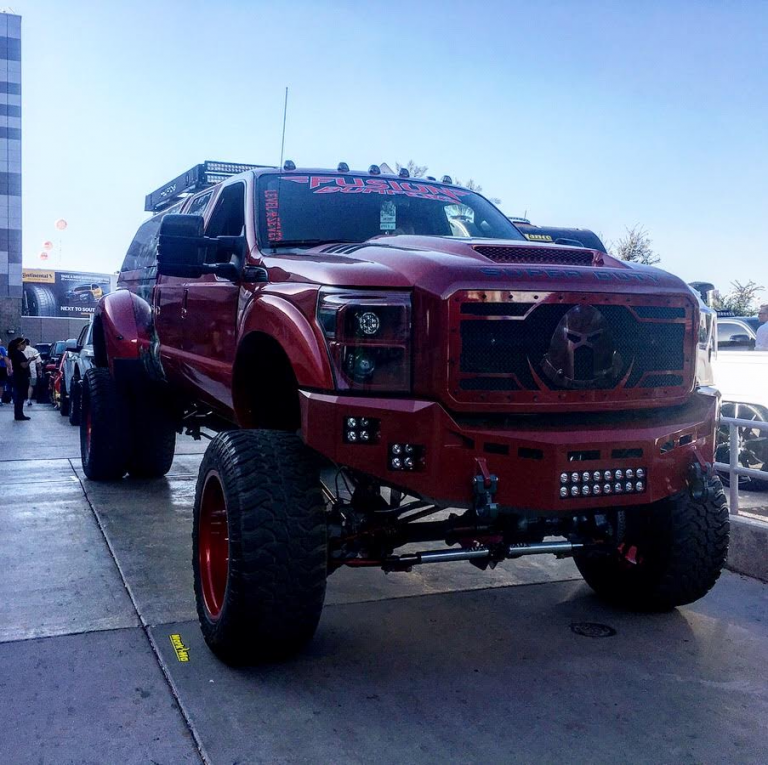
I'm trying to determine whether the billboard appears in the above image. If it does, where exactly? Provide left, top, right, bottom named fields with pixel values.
left=22, top=268, right=115, bottom=318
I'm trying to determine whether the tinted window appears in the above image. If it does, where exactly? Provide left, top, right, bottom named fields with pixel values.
left=186, top=190, right=214, bottom=218
left=120, top=203, right=182, bottom=272
left=206, top=183, right=245, bottom=238
left=256, top=174, right=522, bottom=246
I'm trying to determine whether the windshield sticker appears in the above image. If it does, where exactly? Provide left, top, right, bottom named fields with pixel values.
left=264, top=189, right=283, bottom=241
left=524, top=233, right=553, bottom=242
left=279, top=175, right=472, bottom=204
left=380, top=200, right=396, bottom=231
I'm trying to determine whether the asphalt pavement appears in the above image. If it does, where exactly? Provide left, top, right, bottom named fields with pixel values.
left=1, top=402, right=768, bottom=764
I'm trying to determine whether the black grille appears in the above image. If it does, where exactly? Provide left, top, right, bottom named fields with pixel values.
left=460, top=377, right=520, bottom=391
left=473, top=245, right=596, bottom=266
left=458, top=303, right=687, bottom=392
left=461, top=302, right=534, bottom=316
left=633, top=306, right=686, bottom=320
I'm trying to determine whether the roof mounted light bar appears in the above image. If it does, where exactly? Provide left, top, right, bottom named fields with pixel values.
left=144, top=160, right=271, bottom=213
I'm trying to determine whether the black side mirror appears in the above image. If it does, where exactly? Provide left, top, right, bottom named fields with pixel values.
left=64, top=338, right=78, bottom=352
left=157, top=215, right=208, bottom=277
left=157, top=215, right=242, bottom=281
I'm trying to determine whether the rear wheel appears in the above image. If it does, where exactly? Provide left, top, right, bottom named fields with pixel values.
left=68, top=378, right=81, bottom=426
left=60, top=379, right=70, bottom=416
left=80, top=368, right=131, bottom=480
left=126, top=393, right=176, bottom=478
left=193, top=430, right=328, bottom=664
left=575, top=475, right=729, bottom=610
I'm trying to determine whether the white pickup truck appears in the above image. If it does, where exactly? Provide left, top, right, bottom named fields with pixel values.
left=712, top=328, right=768, bottom=490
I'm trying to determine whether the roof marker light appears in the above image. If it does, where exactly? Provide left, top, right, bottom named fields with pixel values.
left=283, top=160, right=296, bottom=171
left=337, top=162, right=349, bottom=172
left=441, top=175, right=453, bottom=184
left=426, top=175, right=436, bottom=180
left=399, top=168, right=410, bottom=178
left=369, top=164, right=381, bottom=175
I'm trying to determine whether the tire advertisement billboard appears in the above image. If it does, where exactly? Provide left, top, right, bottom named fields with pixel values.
left=22, top=268, right=115, bottom=318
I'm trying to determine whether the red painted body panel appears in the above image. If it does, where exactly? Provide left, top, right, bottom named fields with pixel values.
left=237, top=284, right=334, bottom=390
left=300, top=389, right=718, bottom=511
left=106, top=167, right=717, bottom=509
left=96, top=289, right=152, bottom=374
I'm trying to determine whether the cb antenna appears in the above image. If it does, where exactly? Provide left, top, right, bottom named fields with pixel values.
left=279, top=87, right=289, bottom=168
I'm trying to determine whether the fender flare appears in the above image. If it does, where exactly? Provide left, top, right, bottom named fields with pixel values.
left=237, top=294, right=334, bottom=390
left=95, top=289, right=157, bottom=380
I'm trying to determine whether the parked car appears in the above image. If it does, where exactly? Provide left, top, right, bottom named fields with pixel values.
left=83, top=160, right=727, bottom=664
left=716, top=312, right=761, bottom=351
left=60, top=323, right=95, bottom=425
left=49, top=353, right=67, bottom=412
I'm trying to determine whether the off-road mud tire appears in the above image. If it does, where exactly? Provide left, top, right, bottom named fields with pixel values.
left=126, top=394, right=176, bottom=478
left=68, top=378, right=81, bottom=426
left=193, top=430, right=328, bottom=664
left=80, top=368, right=131, bottom=480
left=575, top=475, right=729, bottom=610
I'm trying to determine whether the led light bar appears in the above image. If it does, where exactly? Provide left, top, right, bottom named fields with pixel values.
left=559, top=467, right=647, bottom=499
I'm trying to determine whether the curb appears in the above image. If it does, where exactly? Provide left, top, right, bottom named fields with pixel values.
left=726, top=515, right=768, bottom=583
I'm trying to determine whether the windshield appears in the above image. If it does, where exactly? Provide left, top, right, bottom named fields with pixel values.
left=256, top=174, right=524, bottom=247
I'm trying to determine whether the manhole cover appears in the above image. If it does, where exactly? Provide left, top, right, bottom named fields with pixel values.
left=570, top=622, right=617, bottom=638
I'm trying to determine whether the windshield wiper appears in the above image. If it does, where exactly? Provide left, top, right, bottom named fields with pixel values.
left=267, top=239, right=361, bottom=249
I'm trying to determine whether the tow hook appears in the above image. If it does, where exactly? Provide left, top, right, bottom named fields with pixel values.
left=687, top=452, right=712, bottom=502
left=473, top=458, right=499, bottom=521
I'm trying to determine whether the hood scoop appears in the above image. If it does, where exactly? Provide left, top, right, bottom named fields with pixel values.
left=473, top=244, right=602, bottom=267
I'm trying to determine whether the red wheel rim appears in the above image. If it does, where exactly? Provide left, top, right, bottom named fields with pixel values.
left=199, top=471, right=229, bottom=620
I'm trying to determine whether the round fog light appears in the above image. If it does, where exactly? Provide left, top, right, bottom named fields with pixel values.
left=560, top=487, right=569, bottom=498
left=391, top=458, right=402, bottom=470
left=571, top=472, right=580, bottom=483
left=635, top=481, right=644, bottom=492
left=346, top=417, right=357, bottom=429
left=614, top=469, right=623, bottom=480
left=347, top=431, right=358, bottom=442
left=614, top=482, right=623, bottom=493
left=581, top=485, right=591, bottom=496
left=560, top=473, right=569, bottom=484
left=625, top=482, right=634, bottom=492
left=603, top=483, right=612, bottom=494
left=593, top=484, right=602, bottom=495
left=636, top=468, right=645, bottom=479
left=626, top=468, right=634, bottom=479
left=391, top=444, right=403, bottom=455
left=582, top=471, right=590, bottom=482
left=570, top=486, right=580, bottom=497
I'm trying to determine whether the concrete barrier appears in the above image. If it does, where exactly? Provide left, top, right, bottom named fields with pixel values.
left=726, top=514, right=768, bottom=583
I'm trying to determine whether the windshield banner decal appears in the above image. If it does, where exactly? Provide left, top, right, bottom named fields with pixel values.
left=264, top=189, right=283, bottom=242
left=279, top=175, right=471, bottom=204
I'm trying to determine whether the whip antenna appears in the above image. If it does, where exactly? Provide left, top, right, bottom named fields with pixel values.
left=279, top=87, right=289, bottom=167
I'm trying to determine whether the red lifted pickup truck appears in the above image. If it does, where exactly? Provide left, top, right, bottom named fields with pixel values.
left=83, top=160, right=728, bottom=663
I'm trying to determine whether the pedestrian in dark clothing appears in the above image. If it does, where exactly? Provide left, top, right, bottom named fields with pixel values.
left=8, top=337, right=31, bottom=421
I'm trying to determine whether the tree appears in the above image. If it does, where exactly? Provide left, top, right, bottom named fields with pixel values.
left=453, top=178, right=501, bottom=206
left=395, top=160, right=428, bottom=178
left=712, top=280, right=764, bottom=316
left=611, top=225, right=660, bottom=265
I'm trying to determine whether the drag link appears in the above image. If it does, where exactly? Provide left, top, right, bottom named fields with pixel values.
left=382, top=540, right=586, bottom=571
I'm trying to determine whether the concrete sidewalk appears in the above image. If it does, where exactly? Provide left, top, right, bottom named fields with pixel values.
left=2, top=405, right=768, bottom=764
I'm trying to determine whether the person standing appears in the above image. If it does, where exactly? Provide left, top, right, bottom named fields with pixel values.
left=0, top=342, right=9, bottom=406
left=755, top=304, right=768, bottom=351
left=22, top=339, right=41, bottom=406
left=8, top=337, right=30, bottom=420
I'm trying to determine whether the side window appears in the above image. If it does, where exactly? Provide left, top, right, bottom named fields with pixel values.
left=77, top=325, right=89, bottom=348
left=120, top=203, right=182, bottom=272
left=205, top=183, right=246, bottom=239
left=718, top=321, right=754, bottom=349
left=186, top=190, right=213, bottom=218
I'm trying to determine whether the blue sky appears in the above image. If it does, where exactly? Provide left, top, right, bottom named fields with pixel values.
left=14, top=0, right=768, bottom=301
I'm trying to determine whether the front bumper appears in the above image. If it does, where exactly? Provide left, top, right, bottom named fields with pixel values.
left=300, top=389, right=718, bottom=512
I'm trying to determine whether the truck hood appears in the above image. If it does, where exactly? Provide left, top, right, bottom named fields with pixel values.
left=261, top=236, right=691, bottom=298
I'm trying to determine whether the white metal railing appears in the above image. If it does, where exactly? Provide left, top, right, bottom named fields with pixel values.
left=713, top=416, right=768, bottom=515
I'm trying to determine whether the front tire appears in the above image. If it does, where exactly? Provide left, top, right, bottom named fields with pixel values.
left=193, top=430, right=328, bottom=664
left=575, top=475, right=729, bottom=610
left=80, top=368, right=131, bottom=480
